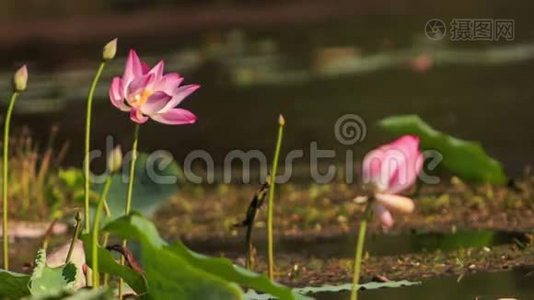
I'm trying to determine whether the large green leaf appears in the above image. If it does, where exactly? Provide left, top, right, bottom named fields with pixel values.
left=169, top=241, right=307, bottom=300
left=29, top=249, right=77, bottom=297
left=104, top=213, right=243, bottom=299
left=104, top=213, right=303, bottom=300
left=140, top=245, right=243, bottom=299
left=0, top=269, right=30, bottom=298
left=378, top=115, right=506, bottom=184
left=79, top=234, right=147, bottom=295
left=98, top=152, right=181, bottom=220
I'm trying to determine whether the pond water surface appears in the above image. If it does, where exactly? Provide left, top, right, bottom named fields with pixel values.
left=317, top=268, right=534, bottom=300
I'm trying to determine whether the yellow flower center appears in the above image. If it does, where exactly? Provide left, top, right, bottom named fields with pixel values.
left=131, top=89, right=152, bottom=107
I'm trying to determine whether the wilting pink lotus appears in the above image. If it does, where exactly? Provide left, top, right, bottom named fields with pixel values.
left=362, top=135, right=423, bottom=228
left=109, top=50, right=199, bottom=125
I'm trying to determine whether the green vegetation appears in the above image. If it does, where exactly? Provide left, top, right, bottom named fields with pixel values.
left=379, top=115, right=507, bottom=184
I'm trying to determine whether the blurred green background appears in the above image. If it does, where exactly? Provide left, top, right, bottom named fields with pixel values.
left=0, top=0, right=532, bottom=179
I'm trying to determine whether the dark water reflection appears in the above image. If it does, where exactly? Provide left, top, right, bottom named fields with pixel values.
left=186, top=230, right=529, bottom=258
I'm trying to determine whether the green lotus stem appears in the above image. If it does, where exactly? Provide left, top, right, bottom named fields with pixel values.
left=84, top=61, right=107, bottom=233
left=266, top=115, right=285, bottom=280
left=102, top=232, right=110, bottom=285
left=65, top=211, right=82, bottom=264
left=124, top=124, right=139, bottom=215
left=100, top=180, right=113, bottom=286
left=91, top=176, right=112, bottom=289
left=2, top=91, right=19, bottom=270
left=101, top=188, right=112, bottom=286
left=119, top=124, right=140, bottom=298
left=350, top=204, right=372, bottom=300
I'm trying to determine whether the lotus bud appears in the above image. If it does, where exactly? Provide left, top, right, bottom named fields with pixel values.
left=75, top=210, right=82, bottom=224
left=107, top=145, right=123, bottom=173
left=102, top=38, right=118, bottom=61
left=278, top=114, right=285, bottom=126
left=12, top=65, right=28, bottom=92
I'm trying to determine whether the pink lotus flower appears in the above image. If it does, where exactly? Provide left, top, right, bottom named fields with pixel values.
left=362, top=135, right=423, bottom=228
left=109, top=49, right=199, bottom=125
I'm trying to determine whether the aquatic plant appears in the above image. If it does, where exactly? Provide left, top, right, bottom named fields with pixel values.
left=109, top=49, right=199, bottom=125
left=379, top=115, right=506, bottom=184
left=0, top=33, right=501, bottom=299
left=266, top=114, right=285, bottom=280
left=350, top=135, right=422, bottom=300
left=108, top=49, right=199, bottom=296
left=2, top=65, right=28, bottom=270
left=0, top=40, right=313, bottom=299
left=84, top=38, right=117, bottom=234
left=1, top=211, right=308, bottom=299
left=108, top=48, right=200, bottom=216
